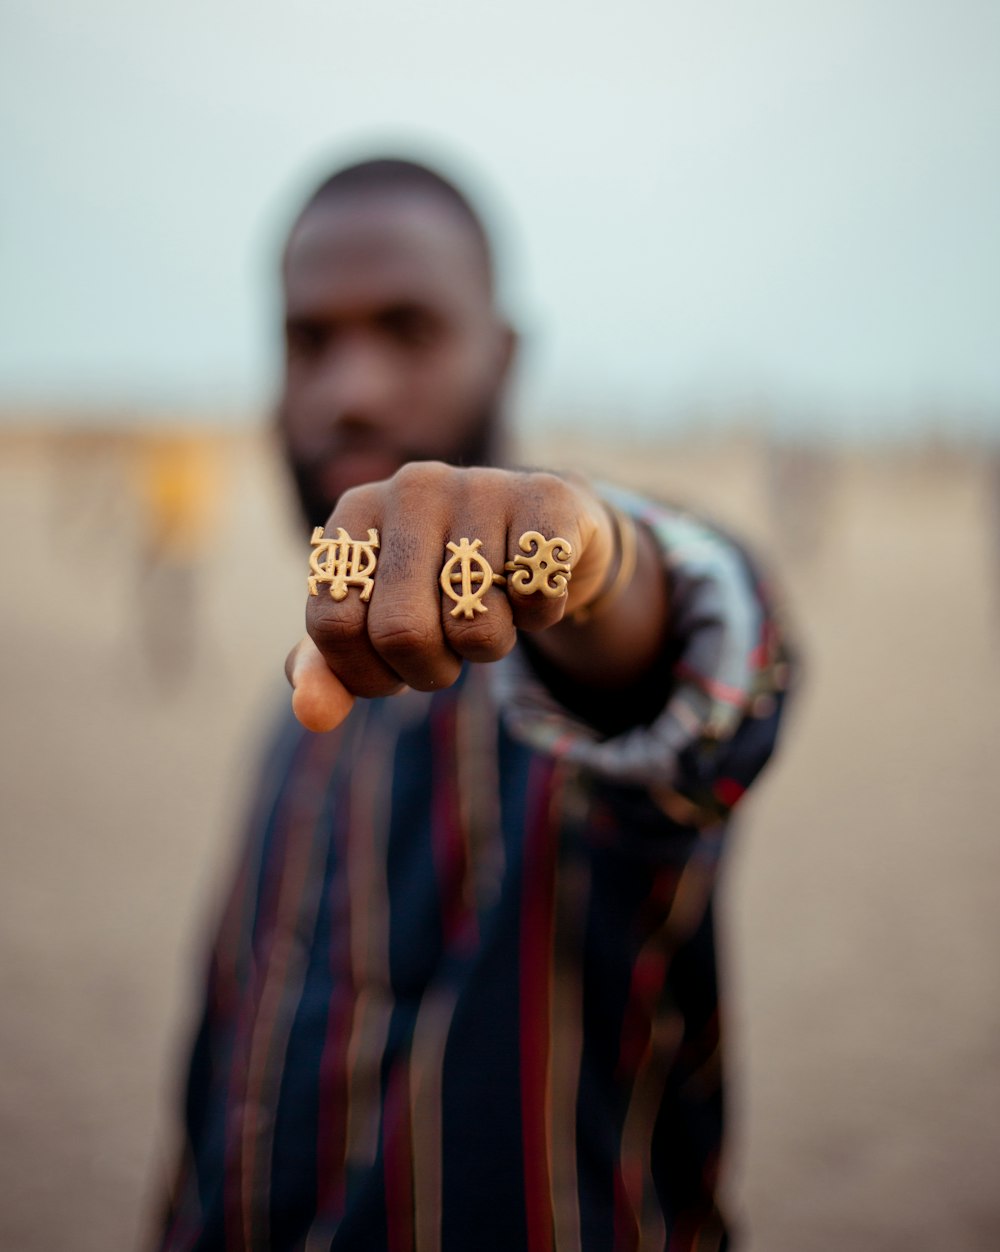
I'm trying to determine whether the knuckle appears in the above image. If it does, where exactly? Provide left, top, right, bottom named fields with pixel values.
left=392, top=460, right=451, bottom=492
left=526, top=470, right=573, bottom=514
left=448, top=614, right=509, bottom=657
left=368, top=613, right=438, bottom=662
left=308, top=609, right=362, bottom=655
left=341, top=668, right=404, bottom=699
left=335, top=482, right=381, bottom=517
left=511, top=593, right=564, bottom=623
left=448, top=605, right=505, bottom=646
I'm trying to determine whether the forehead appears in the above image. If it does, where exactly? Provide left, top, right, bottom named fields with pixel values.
left=283, top=192, right=491, bottom=317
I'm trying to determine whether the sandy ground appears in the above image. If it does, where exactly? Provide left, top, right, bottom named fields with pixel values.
left=1, top=425, right=998, bottom=1250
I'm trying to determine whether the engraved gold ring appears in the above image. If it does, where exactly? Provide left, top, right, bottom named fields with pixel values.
left=440, top=531, right=574, bottom=620
left=307, top=526, right=574, bottom=619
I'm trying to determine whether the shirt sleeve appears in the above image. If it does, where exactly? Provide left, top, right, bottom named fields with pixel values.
left=492, top=485, right=796, bottom=828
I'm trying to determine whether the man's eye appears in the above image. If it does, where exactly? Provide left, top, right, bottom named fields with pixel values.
left=379, top=307, right=439, bottom=347
left=286, top=321, right=327, bottom=356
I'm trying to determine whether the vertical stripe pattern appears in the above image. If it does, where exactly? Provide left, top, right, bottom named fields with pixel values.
left=159, top=493, right=792, bottom=1252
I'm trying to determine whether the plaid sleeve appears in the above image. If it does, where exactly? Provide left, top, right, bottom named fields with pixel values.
left=493, top=486, right=796, bottom=827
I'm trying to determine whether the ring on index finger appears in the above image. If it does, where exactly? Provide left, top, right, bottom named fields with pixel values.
left=307, top=526, right=381, bottom=602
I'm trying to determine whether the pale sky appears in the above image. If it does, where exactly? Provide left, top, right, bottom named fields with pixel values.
left=2, top=0, right=998, bottom=437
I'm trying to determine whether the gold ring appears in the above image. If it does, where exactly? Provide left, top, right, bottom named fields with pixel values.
left=308, top=526, right=380, bottom=602
left=440, top=538, right=505, bottom=619
left=503, top=531, right=573, bottom=598
left=439, top=531, right=574, bottom=619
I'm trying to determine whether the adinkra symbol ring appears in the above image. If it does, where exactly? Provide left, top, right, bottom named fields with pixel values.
left=439, top=537, right=504, bottom=619
left=440, top=532, right=574, bottom=620
left=307, top=527, right=380, bottom=601
left=307, top=526, right=574, bottom=620
left=504, top=531, right=573, bottom=598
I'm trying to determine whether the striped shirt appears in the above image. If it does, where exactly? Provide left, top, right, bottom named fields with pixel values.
left=159, top=492, right=792, bottom=1251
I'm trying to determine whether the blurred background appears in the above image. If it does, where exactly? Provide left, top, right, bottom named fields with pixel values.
left=2, top=1, right=999, bottom=1248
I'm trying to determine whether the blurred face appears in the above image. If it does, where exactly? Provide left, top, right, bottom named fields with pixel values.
left=277, top=189, right=513, bottom=524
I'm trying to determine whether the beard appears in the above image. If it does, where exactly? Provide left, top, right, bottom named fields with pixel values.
left=282, top=398, right=505, bottom=531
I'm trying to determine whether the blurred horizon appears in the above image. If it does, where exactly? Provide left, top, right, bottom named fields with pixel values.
left=2, top=401, right=998, bottom=450
left=3, top=0, right=999, bottom=443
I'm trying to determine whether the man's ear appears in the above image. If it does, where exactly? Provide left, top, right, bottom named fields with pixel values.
left=494, top=321, right=519, bottom=389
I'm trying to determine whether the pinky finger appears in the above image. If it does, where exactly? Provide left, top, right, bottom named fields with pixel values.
left=286, top=636, right=355, bottom=733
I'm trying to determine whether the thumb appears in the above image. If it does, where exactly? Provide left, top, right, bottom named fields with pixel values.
left=285, top=636, right=355, bottom=733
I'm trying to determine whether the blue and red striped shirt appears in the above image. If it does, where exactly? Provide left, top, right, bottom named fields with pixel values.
left=159, top=493, right=792, bottom=1251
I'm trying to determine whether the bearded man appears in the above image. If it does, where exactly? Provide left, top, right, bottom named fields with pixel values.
left=158, top=157, right=792, bottom=1252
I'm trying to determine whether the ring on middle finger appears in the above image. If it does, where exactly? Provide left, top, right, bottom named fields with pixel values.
left=440, top=537, right=506, bottom=619
left=439, top=530, right=575, bottom=620
left=307, top=525, right=381, bottom=602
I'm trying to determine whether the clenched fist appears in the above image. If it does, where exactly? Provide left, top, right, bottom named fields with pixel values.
left=287, top=463, right=666, bottom=733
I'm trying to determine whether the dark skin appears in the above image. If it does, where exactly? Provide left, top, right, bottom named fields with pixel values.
left=279, top=189, right=670, bottom=733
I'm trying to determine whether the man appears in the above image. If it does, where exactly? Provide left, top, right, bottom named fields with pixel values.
left=159, top=157, right=791, bottom=1250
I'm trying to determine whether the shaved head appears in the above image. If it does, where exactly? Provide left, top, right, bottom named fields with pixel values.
left=289, top=157, right=496, bottom=298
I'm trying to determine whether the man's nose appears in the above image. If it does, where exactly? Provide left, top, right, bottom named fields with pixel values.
left=315, top=338, right=395, bottom=429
